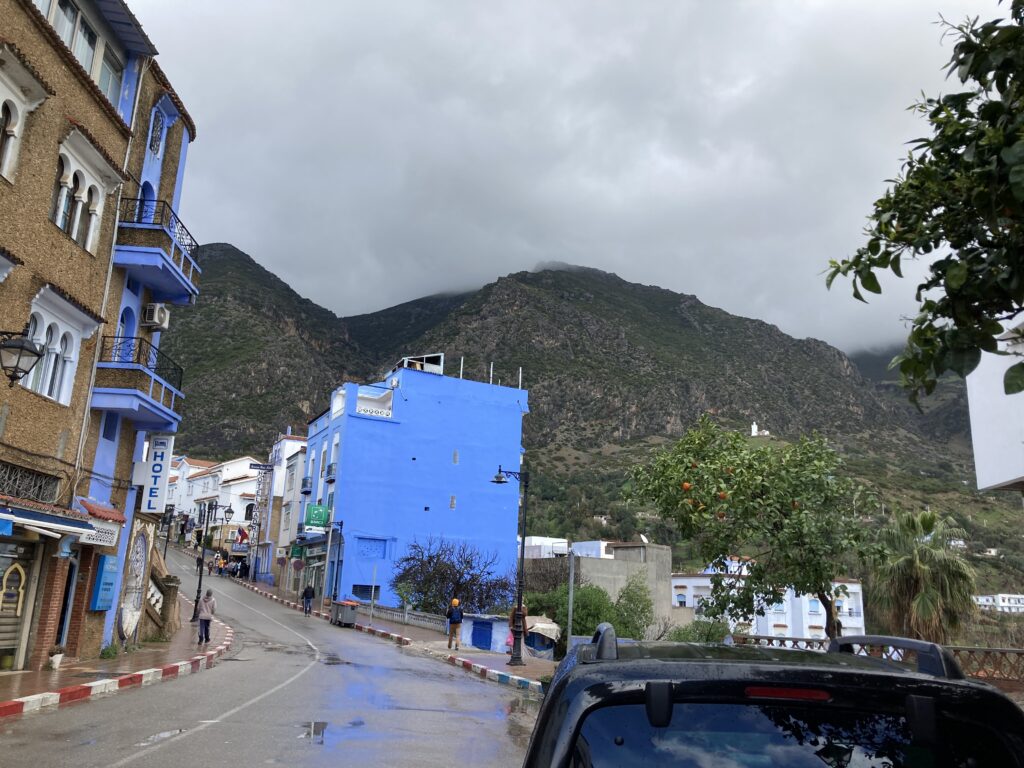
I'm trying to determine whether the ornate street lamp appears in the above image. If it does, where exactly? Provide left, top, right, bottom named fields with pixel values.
left=491, top=464, right=530, bottom=667
left=191, top=500, right=217, bottom=623
left=0, top=325, right=43, bottom=386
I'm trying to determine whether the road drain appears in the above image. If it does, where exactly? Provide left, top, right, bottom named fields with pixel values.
left=297, top=721, right=328, bottom=744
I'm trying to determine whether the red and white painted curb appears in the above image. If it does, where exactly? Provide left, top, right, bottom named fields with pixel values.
left=231, top=579, right=543, bottom=694
left=230, top=578, right=414, bottom=646
left=0, top=613, right=235, bottom=719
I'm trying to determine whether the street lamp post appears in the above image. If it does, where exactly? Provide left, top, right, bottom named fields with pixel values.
left=222, top=507, right=234, bottom=562
left=191, top=500, right=217, bottom=623
left=162, top=504, right=175, bottom=560
left=0, top=325, right=43, bottom=386
left=491, top=464, right=530, bottom=667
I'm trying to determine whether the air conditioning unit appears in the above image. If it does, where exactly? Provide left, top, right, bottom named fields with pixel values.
left=141, top=303, right=170, bottom=330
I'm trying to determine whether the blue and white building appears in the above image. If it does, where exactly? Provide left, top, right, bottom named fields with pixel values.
left=302, top=354, right=528, bottom=606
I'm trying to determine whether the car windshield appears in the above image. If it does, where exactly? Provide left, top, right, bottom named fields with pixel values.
left=572, top=702, right=929, bottom=767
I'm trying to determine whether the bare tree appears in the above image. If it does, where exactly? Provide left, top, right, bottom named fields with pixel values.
left=390, top=536, right=514, bottom=614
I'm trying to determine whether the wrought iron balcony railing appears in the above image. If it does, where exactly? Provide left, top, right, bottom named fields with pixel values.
left=300, top=477, right=313, bottom=495
left=118, top=197, right=198, bottom=258
left=325, top=462, right=337, bottom=483
left=99, top=336, right=183, bottom=391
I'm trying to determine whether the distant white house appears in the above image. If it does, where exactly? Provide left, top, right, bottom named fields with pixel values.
left=966, top=323, right=1024, bottom=491
left=974, top=594, right=1024, bottom=613
left=524, top=536, right=614, bottom=560
left=670, top=558, right=866, bottom=639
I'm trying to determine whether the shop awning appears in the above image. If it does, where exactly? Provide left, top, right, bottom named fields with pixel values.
left=0, top=507, right=95, bottom=538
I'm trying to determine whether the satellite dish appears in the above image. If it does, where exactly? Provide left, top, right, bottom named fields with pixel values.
left=639, top=533, right=649, bottom=544
left=389, top=377, right=399, bottom=389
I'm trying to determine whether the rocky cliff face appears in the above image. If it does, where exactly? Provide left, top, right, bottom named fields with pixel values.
left=163, top=248, right=943, bottom=458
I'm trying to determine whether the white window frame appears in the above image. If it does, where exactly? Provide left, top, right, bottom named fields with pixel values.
left=0, top=44, right=49, bottom=182
left=51, top=128, right=120, bottom=253
left=21, top=285, right=99, bottom=405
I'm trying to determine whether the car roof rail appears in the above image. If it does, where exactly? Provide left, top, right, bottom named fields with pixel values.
left=828, top=635, right=965, bottom=680
left=592, top=622, right=618, bottom=660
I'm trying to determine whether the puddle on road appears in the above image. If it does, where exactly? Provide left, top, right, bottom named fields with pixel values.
left=319, top=653, right=351, bottom=666
left=135, top=729, right=186, bottom=746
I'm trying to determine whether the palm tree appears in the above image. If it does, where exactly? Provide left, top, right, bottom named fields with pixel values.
left=870, top=509, right=976, bottom=643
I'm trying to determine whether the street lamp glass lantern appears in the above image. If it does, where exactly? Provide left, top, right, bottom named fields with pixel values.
left=491, top=469, right=509, bottom=485
left=224, top=507, right=234, bottom=523
left=0, top=334, right=43, bottom=385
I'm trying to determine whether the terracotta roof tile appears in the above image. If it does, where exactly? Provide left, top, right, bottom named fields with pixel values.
left=0, top=39, right=56, bottom=95
left=188, top=469, right=213, bottom=480
left=61, top=120, right=126, bottom=182
left=186, top=459, right=218, bottom=468
left=42, top=280, right=106, bottom=325
left=150, top=60, right=196, bottom=141
left=0, top=246, right=24, bottom=266
left=0, top=493, right=89, bottom=520
left=80, top=499, right=126, bottom=523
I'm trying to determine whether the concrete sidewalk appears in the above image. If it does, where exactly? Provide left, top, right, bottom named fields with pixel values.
left=0, top=596, right=234, bottom=718
left=231, top=578, right=554, bottom=694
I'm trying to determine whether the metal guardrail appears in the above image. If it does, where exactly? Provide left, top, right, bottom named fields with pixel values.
left=734, top=635, right=1024, bottom=682
left=118, top=197, right=199, bottom=258
left=354, top=602, right=447, bottom=634
left=99, top=336, right=183, bottom=390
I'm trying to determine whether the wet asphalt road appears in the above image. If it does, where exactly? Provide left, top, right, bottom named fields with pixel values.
left=0, top=548, right=539, bottom=767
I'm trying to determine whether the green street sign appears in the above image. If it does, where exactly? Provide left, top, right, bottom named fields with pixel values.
left=290, top=545, right=303, bottom=559
left=305, top=504, right=330, bottom=527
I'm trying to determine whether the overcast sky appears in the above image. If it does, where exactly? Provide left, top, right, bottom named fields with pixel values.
left=133, top=0, right=984, bottom=353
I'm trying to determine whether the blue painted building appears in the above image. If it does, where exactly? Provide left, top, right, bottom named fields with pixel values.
left=303, top=355, right=528, bottom=607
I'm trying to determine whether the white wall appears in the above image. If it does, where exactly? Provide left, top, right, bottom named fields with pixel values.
left=967, top=333, right=1024, bottom=491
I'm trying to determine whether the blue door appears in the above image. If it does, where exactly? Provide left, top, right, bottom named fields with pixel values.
left=471, top=620, right=493, bottom=650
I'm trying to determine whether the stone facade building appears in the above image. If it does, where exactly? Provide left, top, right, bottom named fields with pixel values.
left=0, top=0, right=197, bottom=669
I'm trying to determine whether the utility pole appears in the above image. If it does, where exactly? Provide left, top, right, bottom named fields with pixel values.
left=162, top=504, right=174, bottom=560
left=567, top=542, right=575, bottom=647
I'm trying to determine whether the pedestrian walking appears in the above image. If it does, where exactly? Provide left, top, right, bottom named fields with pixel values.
left=302, top=584, right=315, bottom=616
left=446, top=598, right=463, bottom=651
left=207, top=559, right=214, bottom=576
left=197, top=588, right=216, bottom=646
left=195, top=555, right=203, bottom=575
left=217, top=557, right=224, bottom=577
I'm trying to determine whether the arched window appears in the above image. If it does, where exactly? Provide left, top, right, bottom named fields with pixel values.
left=139, top=181, right=156, bottom=223
left=0, top=102, right=14, bottom=175
left=116, top=307, right=135, bottom=362
left=50, top=157, right=67, bottom=224
left=46, top=333, right=70, bottom=400
left=148, top=110, right=164, bottom=155
left=57, top=172, right=81, bottom=234
left=75, top=186, right=99, bottom=250
left=25, top=323, right=54, bottom=394
left=245, top=503, right=255, bottom=521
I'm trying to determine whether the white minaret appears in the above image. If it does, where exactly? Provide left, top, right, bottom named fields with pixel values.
left=751, top=421, right=758, bottom=437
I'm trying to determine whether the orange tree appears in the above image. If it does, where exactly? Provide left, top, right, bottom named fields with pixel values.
left=631, top=416, right=875, bottom=638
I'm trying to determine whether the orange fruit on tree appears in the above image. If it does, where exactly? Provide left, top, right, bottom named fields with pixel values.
left=682, top=482, right=693, bottom=491
left=718, top=491, right=728, bottom=500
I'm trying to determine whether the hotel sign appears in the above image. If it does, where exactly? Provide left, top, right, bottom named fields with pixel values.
left=141, top=435, right=174, bottom=515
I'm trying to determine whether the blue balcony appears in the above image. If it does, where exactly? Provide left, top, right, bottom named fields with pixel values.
left=91, top=336, right=184, bottom=432
left=114, top=198, right=200, bottom=306
left=325, top=462, right=337, bottom=484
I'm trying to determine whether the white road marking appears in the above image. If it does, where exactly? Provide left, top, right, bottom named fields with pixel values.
left=107, top=551, right=321, bottom=767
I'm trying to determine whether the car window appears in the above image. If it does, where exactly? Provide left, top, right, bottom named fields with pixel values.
left=571, top=702, right=934, bottom=767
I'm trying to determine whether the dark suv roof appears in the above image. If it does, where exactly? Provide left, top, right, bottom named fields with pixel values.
left=522, top=624, right=1024, bottom=767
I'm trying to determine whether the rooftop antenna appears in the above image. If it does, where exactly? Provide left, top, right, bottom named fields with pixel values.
left=518, top=367, right=522, bottom=389
left=459, top=357, right=464, bottom=379
left=489, top=362, right=494, bottom=385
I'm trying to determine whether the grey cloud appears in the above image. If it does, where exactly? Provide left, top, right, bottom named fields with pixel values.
left=134, top=0, right=985, bottom=351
